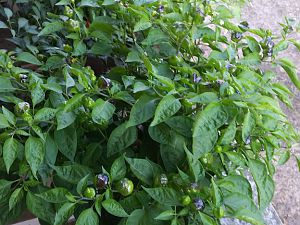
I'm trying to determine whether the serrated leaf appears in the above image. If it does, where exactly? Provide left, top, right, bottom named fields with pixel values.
left=25, top=137, right=45, bottom=179
left=102, top=199, right=129, bottom=217
left=150, top=95, right=181, bottom=126
left=17, top=52, right=42, bottom=65
left=107, top=122, right=137, bottom=157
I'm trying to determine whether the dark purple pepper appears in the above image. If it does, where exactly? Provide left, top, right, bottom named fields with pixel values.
left=226, top=63, right=233, bottom=70
left=193, top=73, right=202, bottom=83
left=158, top=5, right=164, bottom=13
left=245, top=136, right=251, bottom=145
left=96, top=173, right=109, bottom=189
left=194, top=198, right=205, bottom=211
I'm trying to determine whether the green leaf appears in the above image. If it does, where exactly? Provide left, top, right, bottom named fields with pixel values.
left=39, top=21, right=64, bottom=36
left=134, top=0, right=158, bottom=6
left=107, top=122, right=137, bottom=157
left=76, top=208, right=99, bottom=225
left=239, top=53, right=261, bottom=66
left=0, top=114, right=10, bottom=129
left=102, top=199, right=129, bottom=217
left=278, top=150, right=290, bottom=165
left=278, top=58, right=300, bottom=90
left=134, top=18, right=152, bottom=32
left=64, top=94, right=85, bottom=112
left=143, top=187, right=181, bottom=206
left=92, top=99, right=115, bottom=125
left=223, top=193, right=264, bottom=225
left=77, top=174, right=91, bottom=196
left=296, top=156, right=300, bottom=172
left=73, top=40, right=87, bottom=56
left=37, top=188, right=70, bottom=203
left=193, top=102, right=228, bottom=158
left=0, top=77, right=15, bottom=92
left=111, top=156, right=126, bottom=182
left=148, top=123, right=172, bottom=144
left=34, top=108, right=57, bottom=121
left=31, top=84, right=45, bottom=107
left=26, top=192, right=55, bottom=224
left=225, top=152, right=246, bottom=167
left=211, top=179, right=222, bottom=207
left=128, top=95, right=157, bottom=127
left=2, top=106, right=16, bottom=125
left=45, top=134, right=58, bottom=165
left=53, top=164, right=92, bottom=184
left=185, top=147, right=203, bottom=182
left=249, top=159, right=274, bottom=210
left=199, top=212, right=217, bottom=225
left=0, top=21, right=8, bottom=29
left=25, top=137, right=45, bottom=179
left=125, top=157, right=154, bottom=185
left=56, top=0, right=71, bottom=5
left=9, top=188, right=24, bottom=211
left=80, top=0, right=100, bottom=7
left=4, top=8, right=13, bottom=19
left=54, top=203, right=76, bottom=225
left=155, top=210, right=175, bottom=220
left=0, top=179, right=13, bottom=199
left=246, top=36, right=260, bottom=52
left=17, top=52, right=42, bottom=65
left=54, top=125, right=77, bottom=161
left=188, top=92, right=219, bottom=104
left=165, top=116, right=193, bottom=137
left=160, top=132, right=186, bottom=172
left=3, top=137, right=23, bottom=173
left=242, top=110, right=255, bottom=143
left=56, top=110, right=76, bottom=130
left=142, top=28, right=168, bottom=46
left=220, top=120, right=236, bottom=145
left=150, top=95, right=181, bottom=126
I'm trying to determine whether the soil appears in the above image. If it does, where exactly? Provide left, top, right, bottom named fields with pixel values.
left=242, top=1, right=300, bottom=224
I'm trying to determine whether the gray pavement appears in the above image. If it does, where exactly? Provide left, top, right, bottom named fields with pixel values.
left=242, top=1, right=300, bottom=225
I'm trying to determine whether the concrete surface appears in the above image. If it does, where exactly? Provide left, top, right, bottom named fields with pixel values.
left=242, top=1, right=300, bottom=225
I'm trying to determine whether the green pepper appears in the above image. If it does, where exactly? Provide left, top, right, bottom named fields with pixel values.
left=83, top=187, right=96, bottom=199
left=116, top=178, right=134, bottom=197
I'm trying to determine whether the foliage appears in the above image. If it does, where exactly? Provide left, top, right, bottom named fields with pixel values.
left=0, top=0, right=299, bottom=225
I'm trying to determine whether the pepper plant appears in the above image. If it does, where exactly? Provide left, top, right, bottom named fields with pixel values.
left=0, top=0, right=300, bottom=225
